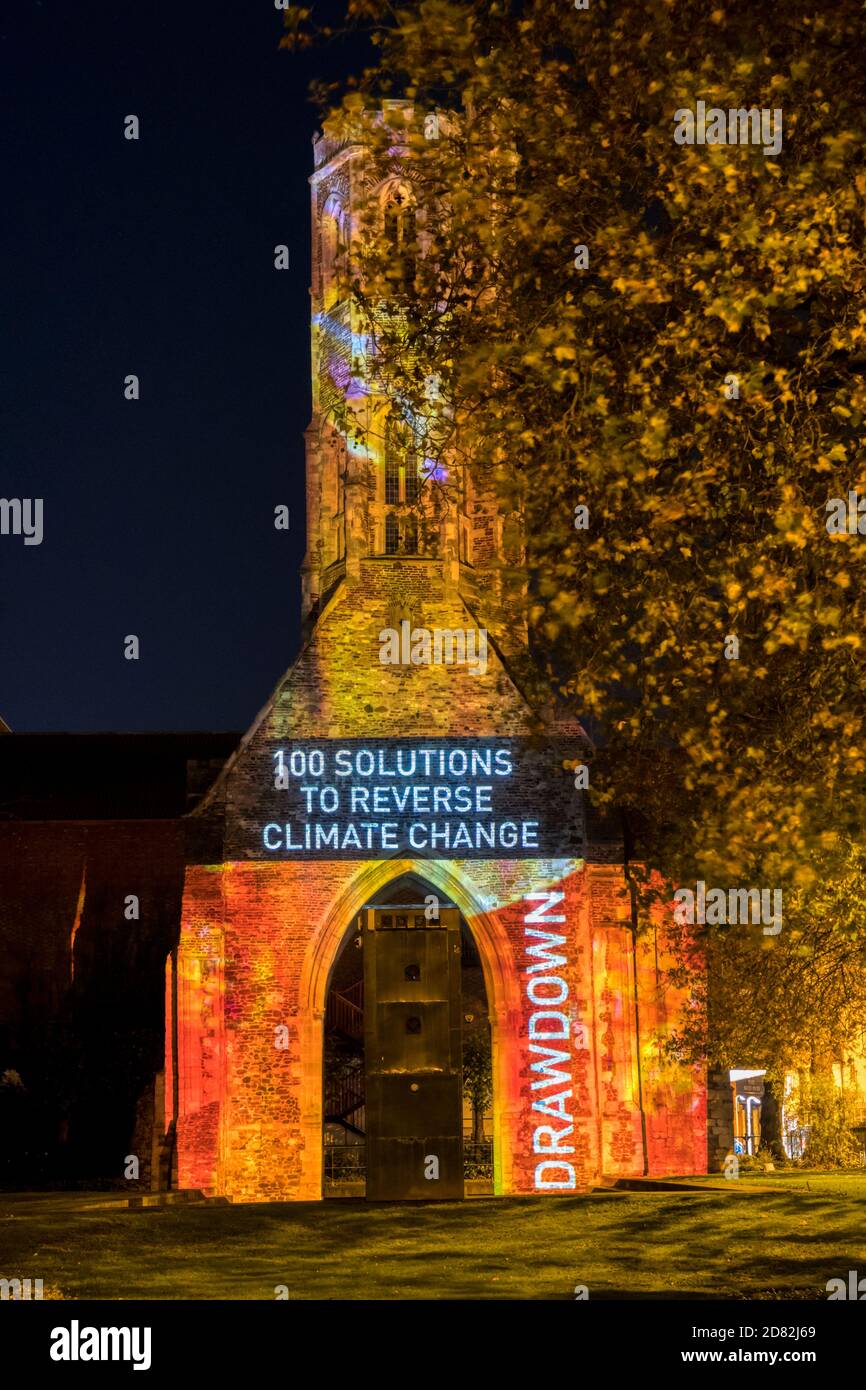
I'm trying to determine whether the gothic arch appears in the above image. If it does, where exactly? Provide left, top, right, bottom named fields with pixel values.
left=377, top=179, right=417, bottom=272
left=373, top=177, right=415, bottom=214
left=302, top=859, right=515, bottom=1009
left=320, top=192, right=347, bottom=308
left=297, top=857, right=522, bottom=1196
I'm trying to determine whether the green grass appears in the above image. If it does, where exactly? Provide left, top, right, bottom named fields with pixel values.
left=2, top=1172, right=865, bottom=1300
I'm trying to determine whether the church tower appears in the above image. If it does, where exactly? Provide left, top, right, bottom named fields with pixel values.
left=165, top=108, right=708, bottom=1204
left=302, top=103, right=525, bottom=663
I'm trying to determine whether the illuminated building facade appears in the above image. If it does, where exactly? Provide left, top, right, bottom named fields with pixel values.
left=165, top=108, right=707, bottom=1202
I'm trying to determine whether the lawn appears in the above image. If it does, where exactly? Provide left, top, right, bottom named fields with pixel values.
left=2, top=1172, right=865, bottom=1300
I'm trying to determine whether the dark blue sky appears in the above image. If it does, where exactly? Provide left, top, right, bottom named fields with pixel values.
left=2, top=1, right=357, bottom=731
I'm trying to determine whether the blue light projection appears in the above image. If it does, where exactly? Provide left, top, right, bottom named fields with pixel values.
left=250, top=737, right=586, bottom=860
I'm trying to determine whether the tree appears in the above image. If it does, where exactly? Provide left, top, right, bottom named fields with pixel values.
left=283, top=0, right=866, bottom=1123
left=286, top=0, right=866, bottom=902
left=664, top=839, right=866, bottom=1162
left=463, top=1031, right=492, bottom=1144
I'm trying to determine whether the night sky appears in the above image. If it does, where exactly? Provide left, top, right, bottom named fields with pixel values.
left=2, top=1, right=358, bottom=732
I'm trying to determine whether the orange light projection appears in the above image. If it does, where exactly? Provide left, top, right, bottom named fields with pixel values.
left=167, top=856, right=706, bottom=1200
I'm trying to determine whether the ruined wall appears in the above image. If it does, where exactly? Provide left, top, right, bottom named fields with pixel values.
left=170, top=854, right=707, bottom=1201
left=0, top=819, right=185, bottom=1186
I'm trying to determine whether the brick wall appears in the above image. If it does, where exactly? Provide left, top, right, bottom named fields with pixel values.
left=0, top=819, right=184, bottom=1186
left=168, top=476, right=708, bottom=1200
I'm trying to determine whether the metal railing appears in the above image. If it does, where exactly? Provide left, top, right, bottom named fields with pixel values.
left=324, top=1144, right=366, bottom=1183
left=327, top=981, right=364, bottom=1039
left=463, top=1140, right=493, bottom=1179
left=324, top=1065, right=365, bottom=1135
left=324, top=1140, right=492, bottom=1185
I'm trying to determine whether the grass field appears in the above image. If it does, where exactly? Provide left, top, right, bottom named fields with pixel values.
left=2, top=1172, right=865, bottom=1300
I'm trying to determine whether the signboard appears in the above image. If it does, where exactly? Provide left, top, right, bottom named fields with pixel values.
left=226, top=736, right=587, bottom=860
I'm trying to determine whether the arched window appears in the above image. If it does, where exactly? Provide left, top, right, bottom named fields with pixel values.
left=382, top=185, right=416, bottom=287
left=384, top=415, right=420, bottom=505
left=385, top=512, right=400, bottom=555
left=320, top=198, right=346, bottom=308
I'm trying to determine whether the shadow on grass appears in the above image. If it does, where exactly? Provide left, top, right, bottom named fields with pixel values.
left=2, top=1181, right=865, bottom=1300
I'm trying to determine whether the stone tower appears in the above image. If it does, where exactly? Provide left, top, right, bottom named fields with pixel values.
left=302, top=103, right=525, bottom=661
left=164, top=108, right=708, bottom=1203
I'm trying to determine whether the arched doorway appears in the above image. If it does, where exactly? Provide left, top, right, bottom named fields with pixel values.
left=322, top=873, right=493, bottom=1200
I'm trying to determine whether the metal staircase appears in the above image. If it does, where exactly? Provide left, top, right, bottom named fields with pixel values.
left=324, top=982, right=365, bottom=1138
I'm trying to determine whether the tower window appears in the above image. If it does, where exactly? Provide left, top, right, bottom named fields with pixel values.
left=384, top=416, right=420, bottom=506
left=404, top=458, right=419, bottom=505
left=320, top=197, right=347, bottom=308
left=384, top=513, right=418, bottom=556
left=383, top=186, right=416, bottom=288
left=385, top=422, right=402, bottom=505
